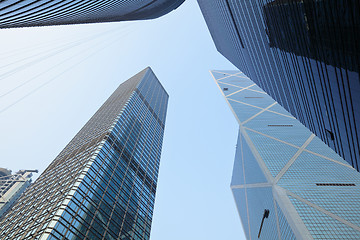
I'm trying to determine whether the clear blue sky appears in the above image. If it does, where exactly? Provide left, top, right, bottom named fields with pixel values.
left=0, top=1, right=245, bottom=239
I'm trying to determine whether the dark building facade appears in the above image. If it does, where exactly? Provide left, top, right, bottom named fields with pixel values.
left=0, top=0, right=184, bottom=28
left=198, top=0, right=360, bottom=171
left=213, top=70, right=360, bottom=240
left=0, top=67, right=168, bottom=240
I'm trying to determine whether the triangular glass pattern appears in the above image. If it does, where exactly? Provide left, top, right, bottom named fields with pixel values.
left=212, top=70, right=360, bottom=239
left=244, top=110, right=312, bottom=147
left=212, top=70, right=240, bottom=76
left=229, top=89, right=275, bottom=109
left=219, top=76, right=253, bottom=88
left=232, top=188, right=250, bottom=239
left=267, top=103, right=294, bottom=117
left=305, top=137, right=349, bottom=165
left=288, top=196, right=360, bottom=239
left=248, top=84, right=265, bottom=92
left=241, top=134, right=268, bottom=184
left=217, top=82, right=242, bottom=96
left=279, top=151, right=360, bottom=187
left=228, top=100, right=263, bottom=123
left=245, top=129, right=299, bottom=177
left=211, top=71, right=230, bottom=80
left=279, top=151, right=360, bottom=227
left=235, top=72, right=249, bottom=78
left=246, top=187, right=279, bottom=240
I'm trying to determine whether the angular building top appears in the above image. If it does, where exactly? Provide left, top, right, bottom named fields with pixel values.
left=0, top=0, right=185, bottom=28
left=198, top=0, right=360, bottom=171
left=213, top=70, right=360, bottom=239
left=0, top=67, right=168, bottom=239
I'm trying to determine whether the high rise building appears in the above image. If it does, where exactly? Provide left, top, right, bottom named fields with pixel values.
left=0, top=67, right=168, bottom=240
left=198, top=1, right=360, bottom=171
left=0, top=0, right=184, bottom=28
left=0, top=168, right=37, bottom=218
left=212, top=70, right=360, bottom=239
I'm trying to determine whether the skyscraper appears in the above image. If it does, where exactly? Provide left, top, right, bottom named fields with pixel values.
left=0, top=67, right=168, bottom=240
left=0, top=168, right=37, bottom=218
left=0, top=0, right=185, bottom=28
left=212, top=70, right=360, bottom=239
left=197, top=1, right=360, bottom=171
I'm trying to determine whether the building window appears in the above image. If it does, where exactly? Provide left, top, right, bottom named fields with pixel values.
left=316, top=183, right=355, bottom=186
left=325, top=129, right=335, bottom=140
left=268, top=124, right=293, bottom=127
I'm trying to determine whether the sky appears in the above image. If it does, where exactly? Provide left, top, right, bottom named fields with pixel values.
left=0, top=1, right=246, bottom=239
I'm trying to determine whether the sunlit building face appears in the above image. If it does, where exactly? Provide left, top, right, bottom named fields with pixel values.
left=0, top=67, right=168, bottom=240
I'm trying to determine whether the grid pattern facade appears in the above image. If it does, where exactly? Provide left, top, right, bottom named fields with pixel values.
left=213, top=70, right=360, bottom=239
left=0, top=67, right=168, bottom=240
left=198, top=0, right=360, bottom=171
left=0, top=0, right=185, bottom=28
left=275, top=202, right=296, bottom=240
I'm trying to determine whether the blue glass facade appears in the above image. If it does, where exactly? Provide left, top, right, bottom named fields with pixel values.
left=198, top=0, right=360, bottom=171
left=213, top=70, right=360, bottom=239
left=0, top=0, right=185, bottom=28
left=0, top=67, right=168, bottom=239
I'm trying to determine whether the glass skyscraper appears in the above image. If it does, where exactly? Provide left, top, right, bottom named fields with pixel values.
left=212, top=70, right=360, bottom=239
left=0, top=67, right=168, bottom=240
left=0, top=0, right=184, bottom=28
left=198, top=0, right=360, bottom=171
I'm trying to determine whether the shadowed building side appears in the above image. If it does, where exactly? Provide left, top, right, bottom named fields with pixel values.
left=0, top=0, right=185, bottom=28
left=198, top=0, right=360, bottom=171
